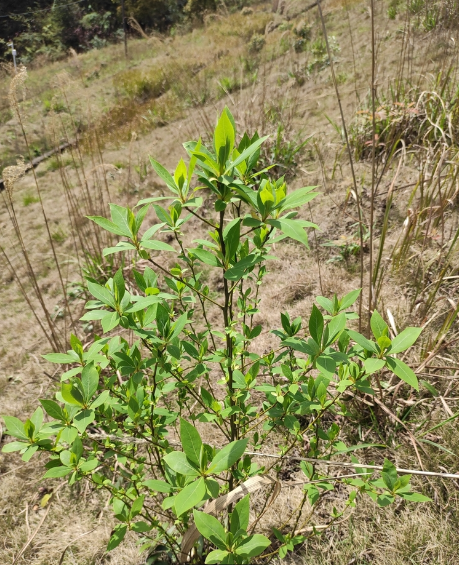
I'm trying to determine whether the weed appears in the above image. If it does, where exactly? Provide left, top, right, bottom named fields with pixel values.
left=22, top=192, right=40, bottom=206
left=51, top=227, right=67, bottom=243
left=323, top=224, right=370, bottom=268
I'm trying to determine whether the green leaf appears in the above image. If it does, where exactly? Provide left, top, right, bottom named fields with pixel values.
left=224, top=254, right=262, bottom=281
left=316, top=296, right=334, bottom=314
left=277, top=186, right=318, bottom=211
left=87, top=215, right=128, bottom=237
left=400, top=492, right=432, bottom=502
left=227, top=136, right=268, bottom=173
left=214, top=107, right=235, bottom=168
left=205, top=550, right=230, bottom=564
left=281, top=338, right=316, bottom=356
left=163, top=451, right=200, bottom=476
left=2, top=441, right=29, bottom=452
left=316, top=355, right=336, bottom=378
left=381, top=458, right=398, bottom=491
left=266, top=218, right=309, bottom=248
left=388, top=327, right=423, bottom=354
left=231, top=494, right=249, bottom=534
left=232, top=370, right=247, bottom=389
left=42, top=353, right=78, bottom=364
left=109, top=204, right=133, bottom=238
left=189, top=248, right=221, bottom=268
left=102, top=242, right=136, bottom=257
left=79, top=459, right=99, bottom=472
left=2, top=416, right=27, bottom=440
left=43, top=466, right=73, bottom=478
left=370, top=310, right=388, bottom=340
left=208, top=439, right=248, bottom=473
left=324, top=312, right=346, bottom=346
left=175, top=477, right=206, bottom=516
left=61, top=383, right=84, bottom=406
left=180, top=418, right=202, bottom=466
left=364, top=358, right=386, bottom=374
left=385, top=356, right=419, bottom=390
left=143, top=479, right=173, bottom=493
left=338, top=289, right=361, bottom=311
left=235, top=534, right=271, bottom=557
left=81, top=363, right=99, bottom=404
left=346, top=330, right=378, bottom=353
left=309, top=304, right=324, bottom=346
left=86, top=281, right=116, bottom=309
left=131, top=521, right=152, bottom=533
left=130, top=495, right=145, bottom=518
left=141, top=239, right=176, bottom=252
left=107, top=524, right=128, bottom=551
left=193, top=510, right=227, bottom=550
left=420, top=380, right=439, bottom=397
left=90, top=390, right=111, bottom=409
left=73, top=409, right=95, bottom=433
left=223, top=218, right=241, bottom=261
left=101, top=312, right=120, bottom=333
left=149, top=158, right=179, bottom=194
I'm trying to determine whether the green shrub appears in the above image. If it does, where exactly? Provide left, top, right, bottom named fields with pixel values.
left=1, top=109, right=429, bottom=563
left=248, top=33, right=265, bottom=53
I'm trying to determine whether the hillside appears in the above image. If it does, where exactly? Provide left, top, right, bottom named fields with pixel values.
left=1, top=0, right=459, bottom=564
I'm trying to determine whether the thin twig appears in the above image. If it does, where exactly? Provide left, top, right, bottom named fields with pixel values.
left=12, top=505, right=51, bottom=565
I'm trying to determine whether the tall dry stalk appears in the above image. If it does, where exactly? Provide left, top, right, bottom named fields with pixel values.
left=316, top=0, right=365, bottom=332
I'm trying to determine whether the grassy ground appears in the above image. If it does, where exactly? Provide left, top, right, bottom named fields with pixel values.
left=1, top=0, right=459, bottom=563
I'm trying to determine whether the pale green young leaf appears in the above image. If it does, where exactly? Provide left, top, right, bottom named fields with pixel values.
left=214, top=107, right=235, bottom=168
left=325, top=312, right=346, bottom=346
left=226, top=136, right=268, bottom=173
left=140, top=239, right=176, bottom=252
